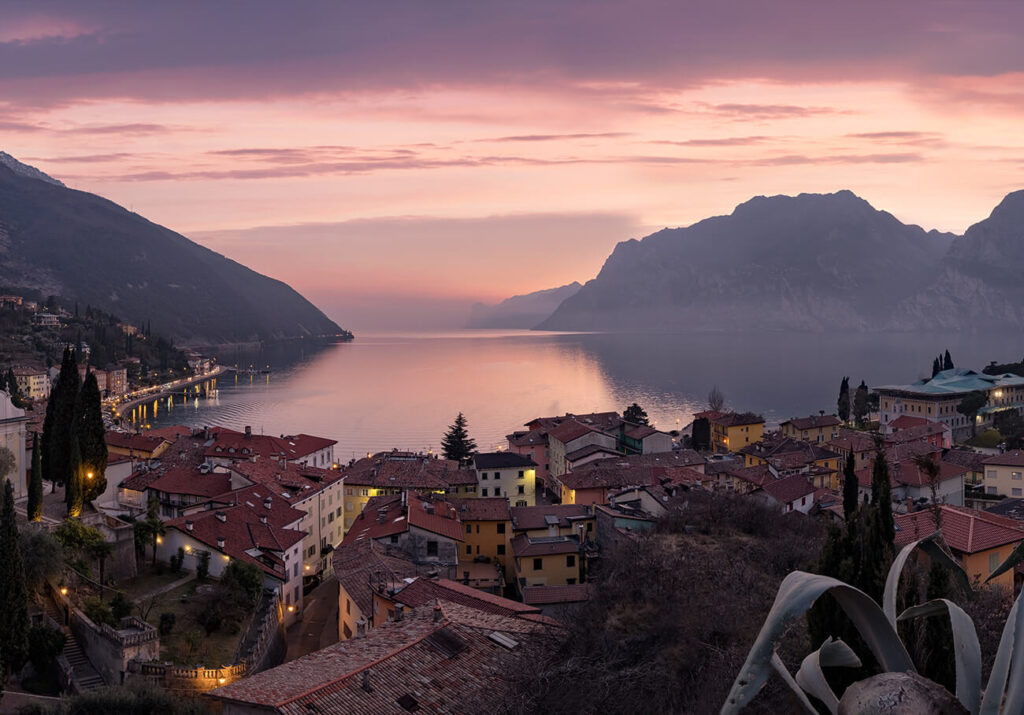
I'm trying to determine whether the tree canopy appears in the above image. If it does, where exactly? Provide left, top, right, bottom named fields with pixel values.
left=623, top=402, right=650, bottom=426
left=837, top=376, right=851, bottom=423
left=441, top=412, right=477, bottom=463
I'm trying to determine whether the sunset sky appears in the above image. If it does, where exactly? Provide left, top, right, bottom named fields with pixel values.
left=3, top=2, right=1024, bottom=329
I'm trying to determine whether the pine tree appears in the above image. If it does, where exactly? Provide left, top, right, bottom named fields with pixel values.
left=842, top=451, right=859, bottom=521
left=0, top=479, right=30, bottom=676
left=853, top=380, right=870, bottom=426
left=943, top=350, right=954, bottom=371
left=27, top=433, right=42, bottom=522
left=837, top=376, right=851, bottom=423
left=75, top=371, right=108, bottom=502
left=441, top=412, right=477, bottom=463
left=66, top=435, right=84, bottom=518
left=623, top=402, right=650, bottom=426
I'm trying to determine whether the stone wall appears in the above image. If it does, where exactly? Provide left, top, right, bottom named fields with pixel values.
left=69, top=610, right=159, bottom=686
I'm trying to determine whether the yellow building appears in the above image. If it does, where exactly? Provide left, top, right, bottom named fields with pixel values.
left=104, top=432, right=171, bottom=460
left=981, top=451, right=1024, bottom=498
left=471, top=452, right=537, bottom=507
left=699, top=411, right=764, bottom=453
left=451, top=497, right=513, bottom=584
left=11, top=367, right=49, bottom=402
left=510, top=534, right=583, bottom=590
left=332, top=538, right=421, bottom=640
left=779, top=415, right=841, bottom=443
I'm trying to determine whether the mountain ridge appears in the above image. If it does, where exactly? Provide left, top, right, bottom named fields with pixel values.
left=467, top=281, right=582, bottom=329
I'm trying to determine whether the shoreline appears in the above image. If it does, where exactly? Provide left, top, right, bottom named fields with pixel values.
left=107, top=364, right=229, bottom=427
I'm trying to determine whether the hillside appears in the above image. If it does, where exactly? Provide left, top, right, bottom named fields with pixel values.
left=466, top=281, right=582, bottom=328
left=537, top=191, right=957, bottom=332
left=0, top=157, right=349, bottom=345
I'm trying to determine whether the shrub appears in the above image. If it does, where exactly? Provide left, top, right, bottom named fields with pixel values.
left=27, top=625, right=65, bottom=674
left=158, top=612, right=176, bottom=636
left=221, top=560, right=263, bottom=604
left=196, top=550, right=210, bottom=580
left=110, top=591, right=132, bottom=621
left=82, top=596, right=114, bottom=626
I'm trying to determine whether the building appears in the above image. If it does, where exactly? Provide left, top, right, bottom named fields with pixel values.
left=373, top=576, right=543, bottom=626
left=945, top=448, right=987, bottom=508
left=0, top=390, right=28, bottom=498
left=332, top=538, right=424, bottom=641
left=158, top=487, right=307, bottom=625
left=755, top=474, right=816, bottom=514
left=780, top=415, right=842, bottom=443
left=511, top=504, right=595, bottom=541
left=206, top=599, right=556, bottom=714
left=883, top=415, right=952, bottom=449
left=510, top=533, right=584, bottom=593
left=697, top=411, right=765, bottom=453
left=32, top=312, right=60, bottom=327
left=471, top=452, right=537, bottom=506
left=875, top=367, right=1024, bottom=441
left=105, top=431, right=171, bottom=461
left=204, top=426, right=336, bottom=470
left=828, top=430, right=878, bottom=471
left=340, top=451, right=466, bottom=532
left=11, top=367, right=50, bottom=402
left=851, top=456, right=967, bottom=508
left=506, top=426, right=551, bottom=483
left=981, top=452, right=1024, bottom=499
left=449, top=497, right=513, bottom=587
left=546, top=418, right=618, bottom=479
left=895, top=505, right=1024, bottom=590
left=104, top=365, right=128, bottom=397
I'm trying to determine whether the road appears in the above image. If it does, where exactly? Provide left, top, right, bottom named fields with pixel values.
left=285, top=578, right=339, bottom=661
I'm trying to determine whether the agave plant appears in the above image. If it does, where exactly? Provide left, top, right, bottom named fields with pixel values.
left=722, top=531, right=1024, bottom=714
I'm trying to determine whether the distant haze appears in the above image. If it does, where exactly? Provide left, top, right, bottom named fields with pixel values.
left=3, top=3, right=1024, bottom=329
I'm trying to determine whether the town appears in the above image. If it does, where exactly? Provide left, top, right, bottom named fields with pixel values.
left=3, top=337, right=1024, bottom=713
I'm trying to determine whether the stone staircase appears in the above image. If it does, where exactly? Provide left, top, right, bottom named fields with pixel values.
left=43, top=599, right=106, bottom=692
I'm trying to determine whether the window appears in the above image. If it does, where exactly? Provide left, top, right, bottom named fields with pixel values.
left=518, top=485, right=525, bottom=495
left=567, top=578, right=576, bottom=585
left=481, top=473, right=488, bottom=480
left=494, top=487, right=501, bottom=496
left=476, top=524, right=480, bottom=533
left=346, top=502, right=353, bottom=511
left=426, top=540, right=438, bottom=557
left=493, top=471, right=501, bottom=479
left=1014, top=472, right=1022, bottom=481
left=497, top=544, right=505, bottom=555
left=328, top=512, right=334, bottom=523
left=466, top=545, right=472, bottom=555
left=481, top=488, right=488, bottom=497
left=346, top=488, right=353, bottom=495
left=390, top=534, right=399, bottom=544
left=533, top=558, right=543, bottom=570
left=360, top=489, right=368, bottom=496
left=294, top=586, right=299, bottom=603
left=516, top=500, right=527, bottom=507
left=293, top=564, right=299, bottom=578
left=988, top=486, right=999, bottom=495
left=1014, top=488, right=1022, bottom=497
left=336, top=507, right=342, bottom=517
left=518, top=471, right=524, bottom=478
left=567, top=555, right=576, bottom=567
left=465, top=524, right=472, bottom=534
left=990, top=551, right=1002, bottom=575
left=496, top=523, right=505, bottom=534
left=346, top=598, right=351, bottom=614
left=286, top=592, right=291, bottom=605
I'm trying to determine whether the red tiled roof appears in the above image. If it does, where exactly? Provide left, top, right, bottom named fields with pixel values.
left=782, top=415, right=842, bottom=430
left=521, top=583, right=592, bottom=605
left=943, top=448, right=986, bottom=472
left=759, top=474, right=815, bottom=505
left=588, top=451, right=705, bottom=470
left=227, top=459, right=342, bottom=504
left=448, top=497, right=511, bottom=522
left=105, top=431, right=169, bottom=453
left=148, top=465, right=232, bottom=498
left=342, top=493, right=465, bottom=546
left=710, top=411, right=764, bottom=427
left=204, top=427, right=336, bottom=462
left=828, top=433, right=877, bottom=454
left=558, top=464, right=660, bottom=491
left=511, top=504, right=592, bottom=531
left=144, top=425, right=194, bottom=441
left=547, top=419, right=602, bottom=445
left=884, top=421, right=949, bottom=445
left=726, top=464, right=774, bottom=488
left=888, top=415, right=930, bottom=431
left=510, top=534, right=580, bottom=557
left=895, top=505, right=1024, bottom=554
left=852, top=458, right=967, bottom=489
left=342, top=452, right=464, bottom=490
left=507, top=427, right=548, bottom=448
left=983, top=451, right=1024, bottom=468
left=565, top=444, right=622, bottom=463
left=119, top=469, right=163, bottom=492
left=391, top=577, right=539, bottom=617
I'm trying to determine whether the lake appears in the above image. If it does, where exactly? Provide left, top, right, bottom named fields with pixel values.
left=135, top=330, right=1024, bottom=460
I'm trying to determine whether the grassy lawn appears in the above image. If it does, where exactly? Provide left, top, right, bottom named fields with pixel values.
left=118, top=566, right=188, bottom=601
left=966, top=429, right=1003, bottom=449
left=143, top=582, right=251, bottom=667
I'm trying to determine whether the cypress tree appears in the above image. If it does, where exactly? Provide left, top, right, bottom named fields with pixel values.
left=66, top=435, right=84, bottom=518
left=870, top=449, right=895, bottom=545
left=943, top=350, right=954, bottom=371
left=932, top=357, right=941, bottom=378
left=40, top=386, right=56, bottom=492
left=853, top=380, right=870, bottom=426
left=0, top=479, right=30, bottom=676
left=842, top=451, right=859, bottom=521
left=75, top=371, right=108, bottom=502
left=46, top=349, right=80, bottom=491
left=27, top=433, right=42, bottom=522
left=837, top=376, right=851, bottom=423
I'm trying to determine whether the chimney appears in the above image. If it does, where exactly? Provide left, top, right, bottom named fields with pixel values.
left=377, top=508, right=388, bottom=524
left=259, top=513, right=267, bottom=524
left=215, top=511, right=227, bottom=522
left=356, top=616, right=367, bottom=638
left=361, top=669, right=372, bottom=692
left=264, top=497, right=272, bottom=510
left=401, top=491, right=407, bottom=508
left=433, top=602, right=442, bottom=623
left=217, top=536, right=225, bottom=549
left=185, top=520, right=194, bottom=532
left=244, top=425, right=252, bottom=439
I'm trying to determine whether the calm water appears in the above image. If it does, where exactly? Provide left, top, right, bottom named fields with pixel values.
left=136, top=330, right=1024, bottom=460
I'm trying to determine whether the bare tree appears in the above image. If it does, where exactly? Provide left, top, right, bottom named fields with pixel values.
left=708, top=385, right=725, bottom=412
left=0, top=446, right=15, bottom=482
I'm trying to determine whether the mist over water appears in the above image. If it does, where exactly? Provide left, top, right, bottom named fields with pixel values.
left=137, top=330, right=1024, bottom=459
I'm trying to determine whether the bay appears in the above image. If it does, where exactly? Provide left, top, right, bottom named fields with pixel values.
left=136, top=330, right=1024, bottom=461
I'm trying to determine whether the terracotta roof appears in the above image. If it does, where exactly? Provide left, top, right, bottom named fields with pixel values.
left=448, top=497, right=511, bottom=522
left=828, top=433, right=877, bottom=454
left=148, top=465, right=233, bottom=498
left=759, top=474, right=815, bottom=505
left=726, top=464, right=774, bottom=488
left=506, top=427, right=548, bottom=448
left=625, top=424, right=661, bottom=439
left=104, top=431, right=169, bottom=453
left=887, top=415, right=930, bottom=430
left=884, top=421, right=949, bottom=444
left=588, top=450, right=704, bottom=470
left=547, top=419, right=603, bottom=445
left=342, top=452, right=465, bottom=490
left=782, top=415, right=842, bottom=430
left=342, top=493, right=465, bottom=546
left=204, top=427, right=336, bottom=462
left=473, top=452, right=536, bottom=469
left=144, top=425, right=194, bottom=441
left=852, top=458, right=967, bottom=489
left=119, top=469, right=163, bottom=492
left=983, top=451, right=1024, bottom=468
left=391, top=577, right=539, bottom=617
left=227, top=459, right=342, bottom=504
left=206, top=601, right=554, bottom=714
left=511, top=504, right=592, bottom=531
left=895, top=505, right=1024, bottom=554
left=526, top=411, right=622, bottom=432
left=709, top=411, right=764, bottom=427
left=511, top=534, right=581, bottom=557
left=521, top=584, right=592, bottom=605
left=565, top=444, right=622, bottom=462
left=943, top=448, right=986, bottom=472
left=331, top=538, right=423, bottom=616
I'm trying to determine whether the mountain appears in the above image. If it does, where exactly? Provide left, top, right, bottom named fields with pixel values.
left=890, top=191, right=1024, bottom=330
left=537, top=190, right=957, bottom=332
left=0, top=156, right=349, bottom=345
left=0, top=151, right=65, bottom=187
left=466, top=281, right=582, bottom=328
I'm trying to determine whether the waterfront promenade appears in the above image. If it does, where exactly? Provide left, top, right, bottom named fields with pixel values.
left=105, top=364, right=228, bottom=428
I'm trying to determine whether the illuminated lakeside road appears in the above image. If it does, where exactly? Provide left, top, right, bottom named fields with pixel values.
left=105, top=364, right=229, bottom=429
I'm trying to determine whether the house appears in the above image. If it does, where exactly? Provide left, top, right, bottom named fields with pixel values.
left=546, top=418, right=618, bottom=479
left=373, top=576, right=543, bottom=626
left=556, top=460, right=702, bottom=506
left=875, top=367, right=1024, bottom=441
left=158, top=487, right=307, bottom=625
left=224, top=459, right=345, bottom=586
left=511, top=533, right=584, bottom=592
left=895, top=505, right=1024, bottom=590
left=11, top=367, right=50, bottom=402
left=945, top=448, right=987, bottom=508
left=206, top=599, right=556, bottom=714
left=204, top=426, right=336, bottom=469
left=507, top=426, right=551, bottom=484
left=331, top=538, right=425, bottom=640
left=608, top=483, right=690, bottom=518
left=341, top=493, right=464, bottom=576
left=449, top=497, right=513, bottom=587
left=104, top=365, right=128, bottom=397
left=883, top=415, right=952, bottom=449
left=620, top=423, right=674, bottom=455
left=0, top=390, right=28, bottom=498
left=521, top=583, right=592, bottom=618
left=756, top=474, right=816, bottom=514
left=511, top=504, right=595, bottom=542
left=472, top=452, right=537, bottom=506
left=696, top=411, right=765, bottom=453
left=851, top=457, right=967, bottom=508
left=780, top=415, right=841, bottom=443
left=340, top=451, right=466, bottom=532
left=32, top=312, right=60, bottom=327
left=981, top=452, right=1024, bottom=499
left=105, top=431, right=171, bottom=461
left=828, top=430, right=878, bottom=471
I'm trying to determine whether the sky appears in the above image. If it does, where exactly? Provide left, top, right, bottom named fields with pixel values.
left=2, top=1, right=1024, bottom=330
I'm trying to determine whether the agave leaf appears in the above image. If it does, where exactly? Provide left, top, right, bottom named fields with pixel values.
left=898, top=599, right=981, bottom=714
left=884, top=531, right=972, bottom=627
left=794, top=637, right=862, bottom=715
left=770, top=651, right=818, bottom=714
left=985, top=538, right=1024, bottom=584
left=721, top=571, right=914, bottom=715
left=983, top=587, right=1024, bottom=715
